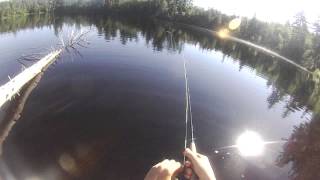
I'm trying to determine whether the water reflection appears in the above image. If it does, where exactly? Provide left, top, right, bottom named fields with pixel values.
left=0, top=15, right=318, bottom=179
left=0, top=73, right=44, bottom=155
left=277, top=115, right=320, bottom=179
left=0, top=14, right=55, bottom=34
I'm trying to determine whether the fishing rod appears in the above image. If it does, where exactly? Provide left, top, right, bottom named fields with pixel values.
left=167, top=30, right=198, bottom=178
left=183, top=55, right=197, bottom=156
left=175, top=21, right=312, bottom=74
left=183, top=54, right=199, bottom=180
left=166, top=31, right=196, bottom=151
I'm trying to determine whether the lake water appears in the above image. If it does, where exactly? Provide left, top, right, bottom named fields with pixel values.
left=0, top=15, right=313, bottom=179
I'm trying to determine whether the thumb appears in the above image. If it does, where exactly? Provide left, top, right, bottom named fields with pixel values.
left=172, top=162, right=184, bottom=178
left=184, top=148, right=198, bottom=165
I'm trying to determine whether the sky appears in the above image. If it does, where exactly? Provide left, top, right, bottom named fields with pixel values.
left=193, top=0, right=320, bottom=24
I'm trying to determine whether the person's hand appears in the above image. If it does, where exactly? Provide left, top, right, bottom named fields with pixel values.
left=183, top=148, right=216, bottom=180
left=144, top=159, right=183, bottom=180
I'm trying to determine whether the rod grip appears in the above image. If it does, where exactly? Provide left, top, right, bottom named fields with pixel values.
left=182, top=142, right=198, bottom=180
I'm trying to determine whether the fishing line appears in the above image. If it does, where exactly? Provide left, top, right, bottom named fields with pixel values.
left=183, top=51, right=198, bottom=180
left=183, top=56, right=189, bottom=163
left=183, top=52, right=196, bottom=162
left=167, top=30, right=196, bottom=162
left=185, top=55, right=195, bottom=142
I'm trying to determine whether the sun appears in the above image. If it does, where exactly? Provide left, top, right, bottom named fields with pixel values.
left=236, top=130, right=265, bottom=156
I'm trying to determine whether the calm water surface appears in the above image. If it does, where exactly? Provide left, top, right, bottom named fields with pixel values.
left=0, top=16, right=312, bottom=179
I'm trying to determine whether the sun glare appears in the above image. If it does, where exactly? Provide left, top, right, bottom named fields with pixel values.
left=228, top=18, right=241, bottom=30
left=236, top=130, right=265, bottom=157
left=217, top=28, right=229, bottom=39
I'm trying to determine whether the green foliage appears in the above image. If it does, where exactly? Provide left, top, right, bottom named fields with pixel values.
left=0, top=0, right=56, bottom=19
left=0, top=13, right=54, bottom=33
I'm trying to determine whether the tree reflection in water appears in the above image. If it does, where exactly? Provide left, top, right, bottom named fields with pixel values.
left=277, top=114, right=320, bottom=179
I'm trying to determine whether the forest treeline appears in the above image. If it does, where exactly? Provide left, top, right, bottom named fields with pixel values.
left=0, top=0, right=319, bottom=71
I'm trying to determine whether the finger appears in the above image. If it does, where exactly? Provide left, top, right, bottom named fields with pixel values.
left=167, top=160, right=182, bottom=173
left=146, top=160, right=170, bottom=180
left=184, top=148, right=198, bottom=164
left=160, top=159, right=169, bottom=168
left=174, top=164, right=184, bottom=174
left=144, top=166, right=159, bottom=180
left=154, top=163, right=161, bottom=168
left=184, top=161, right=191, bottom=168
left=150, top=160, right=167, bottom=174
left=172, top=161, right=184, bottom=178
left=153, top=161, right=163, bottom=169
left=157, top=161, right=175, bottom=180
left=171, top=161, right=182, bottom=171
left=163, top=159, right=170, bottom=164
left=190, top=142, right=197, bottom=153
left=196, top=153, right=205, bottom=158
left=196, top=154, right=203, bottom=159
left=162, top=159, right=170, bottom=163
left=184, top=173, right=191, bottom=179
left=184, top=167, right=193, bottom=177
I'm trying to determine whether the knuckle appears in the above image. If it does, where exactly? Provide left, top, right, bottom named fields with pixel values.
left=203, top=156, right=209, bottom=160
left=151, top=166, right=159, bottom=171
left=162, top=168, right=171, bottom=176
left=157, top=166, right=163, bottom=172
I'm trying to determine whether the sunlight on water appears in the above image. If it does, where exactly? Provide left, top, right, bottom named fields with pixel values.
left=236, top=130, right=265, bottom=156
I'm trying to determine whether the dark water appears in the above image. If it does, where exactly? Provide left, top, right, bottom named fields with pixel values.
left=0, top=15, right=316, bottom=179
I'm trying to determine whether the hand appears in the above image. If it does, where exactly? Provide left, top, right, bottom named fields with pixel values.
left=184, top=148, right=216, bottom=180
left=144, top=159, right=183, bottom=180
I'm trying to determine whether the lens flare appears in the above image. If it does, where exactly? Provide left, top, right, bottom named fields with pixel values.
left=228, top=18, right=241, bottom=30
left=218, top=28, right=229, bottom=39
left=59, top=153, right=77, bottom=174
left=236, top=130, right=265, bottom=156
